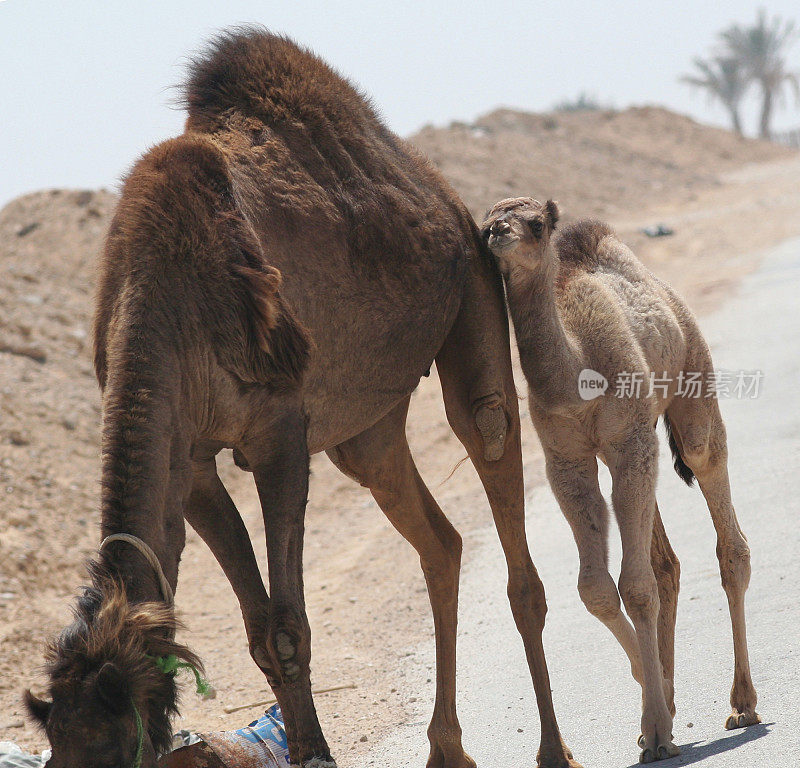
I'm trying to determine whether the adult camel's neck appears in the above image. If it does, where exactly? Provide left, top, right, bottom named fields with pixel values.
left=505, top=258, right=585, bottom=406
left=98, top=328, right=190, bottom=605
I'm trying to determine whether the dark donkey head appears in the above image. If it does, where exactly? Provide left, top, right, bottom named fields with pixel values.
left=25, top=566, right=201, bottom=768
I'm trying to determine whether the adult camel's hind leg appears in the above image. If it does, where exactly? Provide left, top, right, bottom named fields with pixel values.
left=328, top=397, right=474, bottom=768
left=665, top=394, right=759, bottom=729
left=187, top=458, right=272, bottom=664
left=435, top=258, right=580, bottom=768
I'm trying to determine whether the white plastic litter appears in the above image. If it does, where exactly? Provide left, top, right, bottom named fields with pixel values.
left=2, top=731, right=203, bottom=767
left=171, top=731, right=203, bottom=750
left=0, top=742, right=48, bottom=768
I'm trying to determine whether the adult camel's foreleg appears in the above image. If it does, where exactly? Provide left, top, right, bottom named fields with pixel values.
left=245, top=407, right=333, bottom=767
left=435, top=259, right=580, bottom=768
left=186, top=458, right=274, bottom=679
left=328, top=397, right=474, bottom=768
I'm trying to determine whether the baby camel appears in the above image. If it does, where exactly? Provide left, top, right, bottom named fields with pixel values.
left=481, top=198, right=759, bottom=763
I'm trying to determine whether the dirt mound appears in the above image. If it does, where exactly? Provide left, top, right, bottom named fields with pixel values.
left=412, top=105, right=791, bottom=220
left=0, top=189, right=119, bottom=725
left=0, top=189, right=117, bottom=590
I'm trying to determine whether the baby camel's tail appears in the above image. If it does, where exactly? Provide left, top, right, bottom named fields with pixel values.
left=663, top=414, right=695, bottom=486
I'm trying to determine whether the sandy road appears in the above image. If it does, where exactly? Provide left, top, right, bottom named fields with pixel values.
left=366, top=236, right=800, bottom=767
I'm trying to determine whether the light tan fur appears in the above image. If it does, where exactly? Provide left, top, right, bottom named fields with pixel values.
left=482, top=198, right=760, bottom=763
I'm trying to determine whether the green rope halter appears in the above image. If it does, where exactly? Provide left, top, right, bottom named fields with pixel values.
left=152, top=653, right=213, bottom=698
left=128, top=656, right=211, bottom=768
left=131, top=700, right=144, bottom=768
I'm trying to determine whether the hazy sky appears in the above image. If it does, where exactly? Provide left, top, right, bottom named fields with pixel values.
left=2, top=0, right=799, bottom=206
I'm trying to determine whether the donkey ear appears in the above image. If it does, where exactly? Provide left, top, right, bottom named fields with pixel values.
left=545, top=199, right=560, bottom=229
left=24, top=689, right=53, bottom=727
left=95, top=662, right=130, bottom=714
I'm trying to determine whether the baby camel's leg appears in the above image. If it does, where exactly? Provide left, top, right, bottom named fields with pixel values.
left=666, top=395, right=759, bottom=729
left=607, top=427, right=679, bottom=763
left=545, top=452, right=643, bottom=684
left=651, top=502, right=680, bottom=717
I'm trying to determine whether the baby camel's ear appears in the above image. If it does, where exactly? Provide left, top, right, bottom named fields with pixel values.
left=545, top=200, right=560, bottom=229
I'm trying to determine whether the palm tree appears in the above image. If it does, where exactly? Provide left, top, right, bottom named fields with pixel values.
left=721, top=10, right=800, bottom=139
left=681, top=56, right=749, bottom=135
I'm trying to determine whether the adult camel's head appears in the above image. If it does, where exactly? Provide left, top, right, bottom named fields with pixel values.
left=480, top=197, right=560, bottom=275
left=25, top=573, right=199, bottom=768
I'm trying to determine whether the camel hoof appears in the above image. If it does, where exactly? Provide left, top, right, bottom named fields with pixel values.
left=536, top=737, right=583, bottom=767
left=425, top=749, right=476, bottom=768
left=535, top=751, right=583, bottom=768
left=639, top=739, right=679, bottom=762
left=657, top=743, right=680, bottom=759
left=725, top=710, right=761, bottom=730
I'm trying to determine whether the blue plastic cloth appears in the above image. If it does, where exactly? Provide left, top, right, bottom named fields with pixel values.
left=235, top=704, right=289, bottom=764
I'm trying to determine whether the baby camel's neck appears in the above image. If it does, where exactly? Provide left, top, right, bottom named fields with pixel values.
left=505, top=260, right=585, bottom=407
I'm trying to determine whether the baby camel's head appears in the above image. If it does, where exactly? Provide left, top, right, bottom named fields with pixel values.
left=481, top=197, right=559, bottom=274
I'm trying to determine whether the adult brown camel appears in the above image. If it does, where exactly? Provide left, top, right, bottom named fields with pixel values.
left=24, top=31, right=580, bottom=768
left=481, top=198, right=759, bottom=763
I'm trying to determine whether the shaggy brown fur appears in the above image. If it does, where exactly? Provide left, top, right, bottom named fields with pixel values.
left=95, top=133, right=311, bottom=391
left=27, top=567, right=199, bottom=763
left=182, top=29, right=474, bottom=290
left=30, top=30, right=580, bottom=768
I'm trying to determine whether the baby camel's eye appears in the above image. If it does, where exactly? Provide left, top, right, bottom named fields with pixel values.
left=529, top=218, right=544, bottom=236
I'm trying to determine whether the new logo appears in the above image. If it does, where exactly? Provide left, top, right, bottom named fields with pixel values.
left=578, top=368, right=608, bottom=400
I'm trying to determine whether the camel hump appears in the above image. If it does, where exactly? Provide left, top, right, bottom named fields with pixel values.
left=554, top=219, right=617, bottom=268
left=182, top=27, right=380, bottom=134
left=97, top=133, right=310, bottom=388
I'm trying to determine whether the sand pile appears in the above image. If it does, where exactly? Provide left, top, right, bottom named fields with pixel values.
left=413, top=105, right=790, bottom=220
